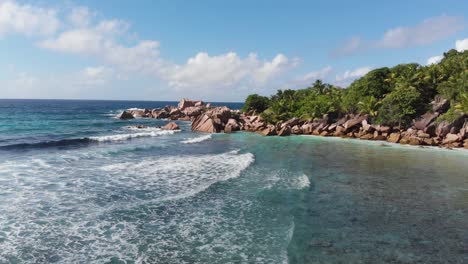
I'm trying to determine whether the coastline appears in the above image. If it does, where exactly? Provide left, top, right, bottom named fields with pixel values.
left=118, top=98, right=468, bottom=150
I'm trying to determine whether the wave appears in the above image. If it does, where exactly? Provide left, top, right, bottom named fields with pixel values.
left=100, top=150, right=255, bottom=202
left=0, top=138, right=93, bottom=150
left=181, top=134, right=212, bottom=144
left=0, top=130, right=178, bottom=150
left=90, top=130, right=178, bottom=142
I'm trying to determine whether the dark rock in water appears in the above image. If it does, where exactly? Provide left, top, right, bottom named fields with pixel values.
left=277, top=125, right=291, bottom=136
left=258, top=125, right=277, bottom=136
left=152, top=109, right=170, bottom=119
left=162, top=122, right=180, bottom=130
left=118, top=111, right=135, bottom=120
left=224, top=119, right=240, bottom=133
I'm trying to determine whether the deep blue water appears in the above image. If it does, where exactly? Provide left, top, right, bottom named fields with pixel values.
left=0, top=99, right=467, bottom=263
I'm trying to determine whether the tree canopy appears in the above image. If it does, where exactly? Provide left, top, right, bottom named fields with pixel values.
left=242, top=49, right=468, bottom=127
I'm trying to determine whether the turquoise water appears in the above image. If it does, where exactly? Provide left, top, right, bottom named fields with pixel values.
left=0, top=100, right=467, bottom=263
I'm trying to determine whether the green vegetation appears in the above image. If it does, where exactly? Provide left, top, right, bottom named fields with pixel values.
left=243, top=49, right=468, bottom=127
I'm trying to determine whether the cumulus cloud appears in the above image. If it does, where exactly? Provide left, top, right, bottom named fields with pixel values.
left=334, top=66, right=372, bottom=87
left=456, top=38, right=468, bottom=52
left=334, top=15, right=464, bottom=56
left=0, top=0, right=60, bottom=36
left=299, top=66, right=333, bottom=84
left=68, top=6, right=93, bottom=27
left=2, top=0, right=298, bottom=100
left=426, top=55, right=443, bottom=65
left=164, top=52, right=296, bottom=90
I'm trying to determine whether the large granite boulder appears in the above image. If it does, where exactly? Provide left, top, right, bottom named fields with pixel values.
left=191, top=107, right=231, bottom=133
left=277, top=125, right=291, bottom=136
left=162, top=122, right=180, bottom=130
left=129, top=109, right=148, bottom=118
left=191, top=114, right=222, bottom=133
left=442, top=133, right=461, bottom=145
left=118, top=111, right=135, bottom=120
left=258, top=125, right=277, bottom=136
left=224, top=119, right=240, bottom=133
left=152, top=109, right=169, bottom=119
left=431, top=95, right=450, bottom=113
left=413, top=112, right=439, bottom=131
left=182, top=106, right=203, bottom=117
left=282, top=117, right=301, bottom=128
left=178, top=99, right=203, bottom=110
left=343, top=115, right=367, bottom=132
left=387, top=132, right=401, bottom=143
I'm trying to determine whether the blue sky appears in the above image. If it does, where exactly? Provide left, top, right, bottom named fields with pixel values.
left=1, top=0, right=467, bottom=101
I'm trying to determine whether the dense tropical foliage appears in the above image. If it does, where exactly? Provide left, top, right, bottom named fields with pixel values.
left=242, top=49, right=468, bottom=127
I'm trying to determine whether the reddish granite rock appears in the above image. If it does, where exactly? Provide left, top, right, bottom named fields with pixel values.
left=301, top=123, right=315, bottom=134
left=431, top=95, right=450, bottom=113
left=291, top=125, right=303, bottom=134
left=408, top=137, right=422, bottom=145
left=282, top=117, right=301, bottom=128
left=278, top=126, right=292, bottom=136
left=360, top=133, right=373, bottom=140
left=387, top=133, right=401, bottom=143
left=182, top=106, right=203, bottom=117
left=413, top=112, right=439, bottom=131
left=442, top=133, right=461, bottom=145
left=224, top=119, right=240, bottom=133
left=152, top=109, right=170, bottom=119
left=343, top=115, right=367, bottom=132
left=178, top=99, right=203, bottom=110
left=162, top=122, right=180, bottom=130
left=258, top=125, right=277, bottom=136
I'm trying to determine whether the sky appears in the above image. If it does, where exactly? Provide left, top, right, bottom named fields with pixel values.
left=0, top=0, right=467, bottom=102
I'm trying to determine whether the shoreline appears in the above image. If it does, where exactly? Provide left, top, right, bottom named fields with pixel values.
left=118, top=99, right=468, bottom=150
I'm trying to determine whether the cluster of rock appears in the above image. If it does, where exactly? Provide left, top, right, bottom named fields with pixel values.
left=118, top=98, right=468, bottom=149
left=117, top=99, right=210, bottom=121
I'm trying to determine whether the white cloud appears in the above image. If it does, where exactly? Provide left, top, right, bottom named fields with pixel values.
left=300, top=66, right=333, bottom=83
left=2, top=1, right=297, bottom=101
left=0, top=0, right=60, bottom=36
left=163, top=52, right=296, bottom=90
left=68, top=6, right=93, bottom=27
left=81, top=66, right=113, bottom=85
left=334, top=66, right=372, bottom=87
left=426, top=55, right=443, bottom=65
left=456, top=38, right=468, bottom=52
left=335, top=15, right=464, bottom=56
left=39, top=28, right=103, bottom=54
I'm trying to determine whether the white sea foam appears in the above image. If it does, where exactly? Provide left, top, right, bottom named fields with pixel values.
left=89, top=130, right=177, bottom=142
left=292, top=174, right=311, bottom=189
left=100, top=150, right=255, bottom=201
left=181, top=134, right=212, bottom=144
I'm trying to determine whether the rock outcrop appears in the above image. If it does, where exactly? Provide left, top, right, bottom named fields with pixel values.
left=118, top=111, right=135, bottom=120
left=162, top=122, right=180, bottom=130
left=116, top=98, right=468, bottom=149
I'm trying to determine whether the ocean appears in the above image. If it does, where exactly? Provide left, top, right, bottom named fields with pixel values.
left=0, top=99, right=467, bottom=263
